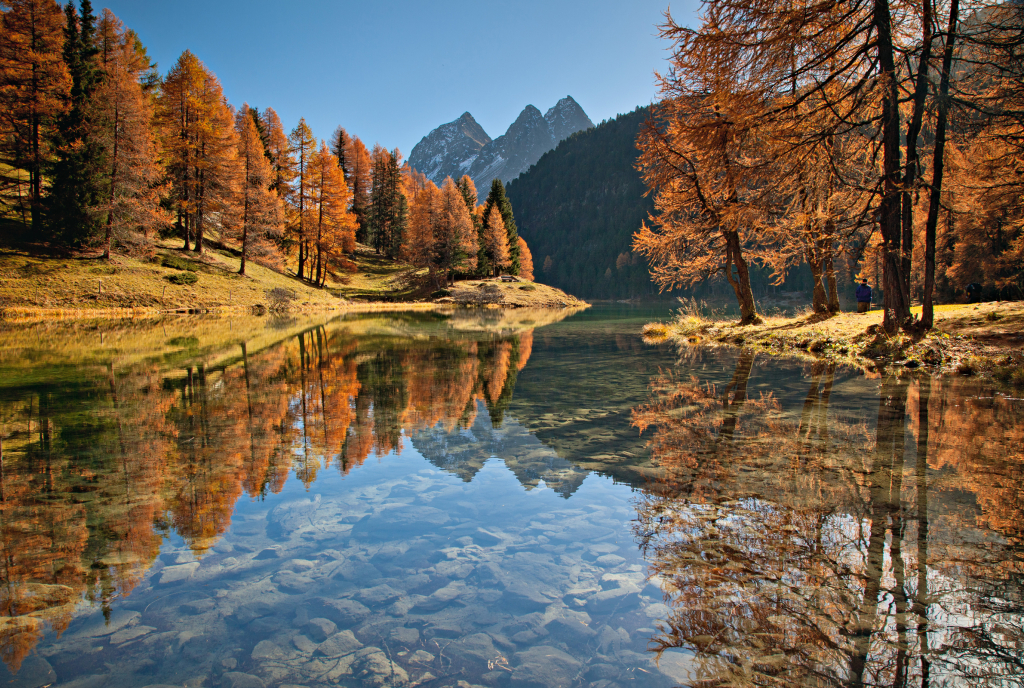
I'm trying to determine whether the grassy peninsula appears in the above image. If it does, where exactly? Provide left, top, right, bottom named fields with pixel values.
left=0, top=241, right=585, bottom=322
left=643, top=301, right=1024, bottom=384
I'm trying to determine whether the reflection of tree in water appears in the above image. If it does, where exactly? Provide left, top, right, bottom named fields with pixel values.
left=0, top=324, right=535, bottom=670
left=633, top=355, right=1024, bottom=687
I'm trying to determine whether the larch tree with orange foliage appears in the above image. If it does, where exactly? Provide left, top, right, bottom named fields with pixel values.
left=0, top=0, right=70, bottom=234
left=230, top=105, right=282, bottom=275
left=310, top=141, right=356, bottom=287
left=483, top=204, right=510, bottom=276
left=156, top=50, right=237, bottom=253
left=287, top=118, right=317, bottom=280
left=430, top=178, right=477, bottom=286
left=345, top=135, right=372, bottom=243
left=261, top=107, right=294, bottom=197
left=517, top=237, right=534, bottom=281
left=92, top=9, right=164, bottom=258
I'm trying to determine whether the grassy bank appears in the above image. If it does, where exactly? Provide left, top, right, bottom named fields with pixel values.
left=0, top=241, right=584, bottom=321
left=643, top=300, right=1024, bottom=384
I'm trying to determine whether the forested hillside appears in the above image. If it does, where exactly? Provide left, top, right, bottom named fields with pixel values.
left=506, top=108, right=658, bottom=300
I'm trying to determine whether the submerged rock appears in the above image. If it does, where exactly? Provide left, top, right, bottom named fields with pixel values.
left=221, top=672, right=266, bottom=688
left=0, top=656, right=56, bottom=688
left=351, top=647, right=409, bottom=687
left=511, top=646, right=581, bottom=688
left=315, top=630, right=363, bottom=658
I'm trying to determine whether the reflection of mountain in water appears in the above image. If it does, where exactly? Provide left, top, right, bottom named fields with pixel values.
left=411, top=400, right=588, bottom=498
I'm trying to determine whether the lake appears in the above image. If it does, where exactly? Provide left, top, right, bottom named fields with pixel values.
left=0, top=304, right=1020, bottom=688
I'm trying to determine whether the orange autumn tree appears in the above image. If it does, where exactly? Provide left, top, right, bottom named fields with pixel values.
left=345, top=134, right=372, bottom=242
left=92, top=9, right=164, bottom=258
left=261, top=106, right=294, bottom=197
left=0, top=0, right=70, bottom=234
left=517, top=237, right=534, bottom=281
left=430, top=177, right=478, bottom=286
left=156, top=50, right=237, bottom=253
left=483, top=204, right=510, bottom=276
left=229, top=105, right=282, bottom=275
left=309, top=141, right=356, bottom=286
left=287, top=118, right=317, bottom=280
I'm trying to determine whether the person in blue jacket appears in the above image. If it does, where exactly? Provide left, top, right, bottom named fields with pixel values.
left=856, top=279, right=872, bottom=313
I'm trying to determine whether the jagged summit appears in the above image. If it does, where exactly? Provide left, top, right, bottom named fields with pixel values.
left=407, top=97, right=594, bottom=191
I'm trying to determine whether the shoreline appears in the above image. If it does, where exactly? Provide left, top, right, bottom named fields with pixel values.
left=642, top=301, right=1024, bottom=385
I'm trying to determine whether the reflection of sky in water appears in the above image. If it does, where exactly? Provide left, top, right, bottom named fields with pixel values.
left=0, top=305, right=1021, bottom=687
left=31, top=411, right=690, bottom=688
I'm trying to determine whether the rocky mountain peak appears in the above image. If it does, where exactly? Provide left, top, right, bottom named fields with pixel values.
left=408, top=97, right=594, bottom=190
left=544, top=96, right=594, bottom=143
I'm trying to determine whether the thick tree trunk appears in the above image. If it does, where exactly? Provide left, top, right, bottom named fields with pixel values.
left=723, top=229, right=760, bottom=324
left=923, top=0, right=960, bottom=329
left=874, top=0, right=911, bottom=333
left=807, top=245, right=828, bottom=314
left=902, top=0, right=935, bottom=301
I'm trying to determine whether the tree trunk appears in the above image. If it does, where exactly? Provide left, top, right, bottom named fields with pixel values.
left=874, top=0, right=911, bottom=333
left=723, top=229, right=760, bottom=324
left=824, top=236, right=840, bottom=313
left=922, top=0, right=960, bottom=329
left=902, top=0, right=935, bottom=301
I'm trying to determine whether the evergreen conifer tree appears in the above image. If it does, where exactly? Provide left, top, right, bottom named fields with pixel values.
left=47, top=0, right=104, bottom=245
left=481, top=179, right=520, bottom=275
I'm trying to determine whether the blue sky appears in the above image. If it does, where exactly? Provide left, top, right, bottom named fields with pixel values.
left=98, top=0, right=701, bottom=155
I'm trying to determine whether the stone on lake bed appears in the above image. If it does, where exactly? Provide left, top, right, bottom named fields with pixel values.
left=312, top=597, right=371, bottom=627
left=293, top=634, right=317, bottom=653
left=110, top=624, right=156, bottom=644
left=511, top=646, right=581, bottom=688
left=389, top=626, right=419, bottom=644
left=159, top=561, right=199, bottom=584
left=445, top=633, right=500, bottom=670
left=273, top=571, right=314, bottom=594
left=254, top=547, right=282, bottom=560
left=251, top=638, right=288, bottom=660
left=315, top=630, right=363, bottom=658
left=304, top=617, right=337, bottom=641
left=351, top=647, right=410, bottom=687
left=221, top=672, right=266, bottom=688
left=409, top=650, right=435, bottom=664
left=595, top=554, right=626, bottom=566
left=0, top=655, right=56, bottom=688
left=75, top=609, right=140, bottom=637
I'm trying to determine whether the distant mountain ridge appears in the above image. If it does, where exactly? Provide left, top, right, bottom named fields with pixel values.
left=408, top=96, right=594, bottom=192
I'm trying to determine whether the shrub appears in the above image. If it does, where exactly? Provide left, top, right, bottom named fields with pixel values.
left=984, top=310, right=1002, bottom=322
left=165, top=272, right=198, bottom=286
left=519, top=285, right=536, bottom=291
left=162, top=255, right=197, bottom=272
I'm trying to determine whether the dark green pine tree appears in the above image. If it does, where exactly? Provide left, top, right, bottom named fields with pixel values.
left=480, top=179, right=520, bottom=275
left=48, top=0, right=104, bottom=247
left=368, top=149, right=406, bottom=259
left=331, top=126, right=349, bottom=180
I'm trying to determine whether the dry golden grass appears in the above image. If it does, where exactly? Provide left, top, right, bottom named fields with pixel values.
left=0, top=241, right=584, bottom=321
left=654, top=300, right=1024, bottom=379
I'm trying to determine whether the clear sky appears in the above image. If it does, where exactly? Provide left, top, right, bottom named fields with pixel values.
left=97, top=0, right=701, bottom=156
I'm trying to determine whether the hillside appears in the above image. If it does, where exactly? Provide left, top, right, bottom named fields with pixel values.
left=0, top=241, right=583, bottom=320
left=505, top=107, right=660, bottom=300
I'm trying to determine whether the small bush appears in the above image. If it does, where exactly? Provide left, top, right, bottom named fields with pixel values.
left=162, top=255, right=197, bottom=272
left=167, top=336, right=200, bottom=348
left=165, top=272, right=198, bottom=286
left=89, top=266, right=118, bottom=275
left=430, top=289, right=451, bottom=299
left=519, top=285, right=536, bottom=291
left=808, top=338, right=827, bottom=352
left=984, top=310, right=1003, bottom=322
left=957, top=355, right=990, bottom=376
